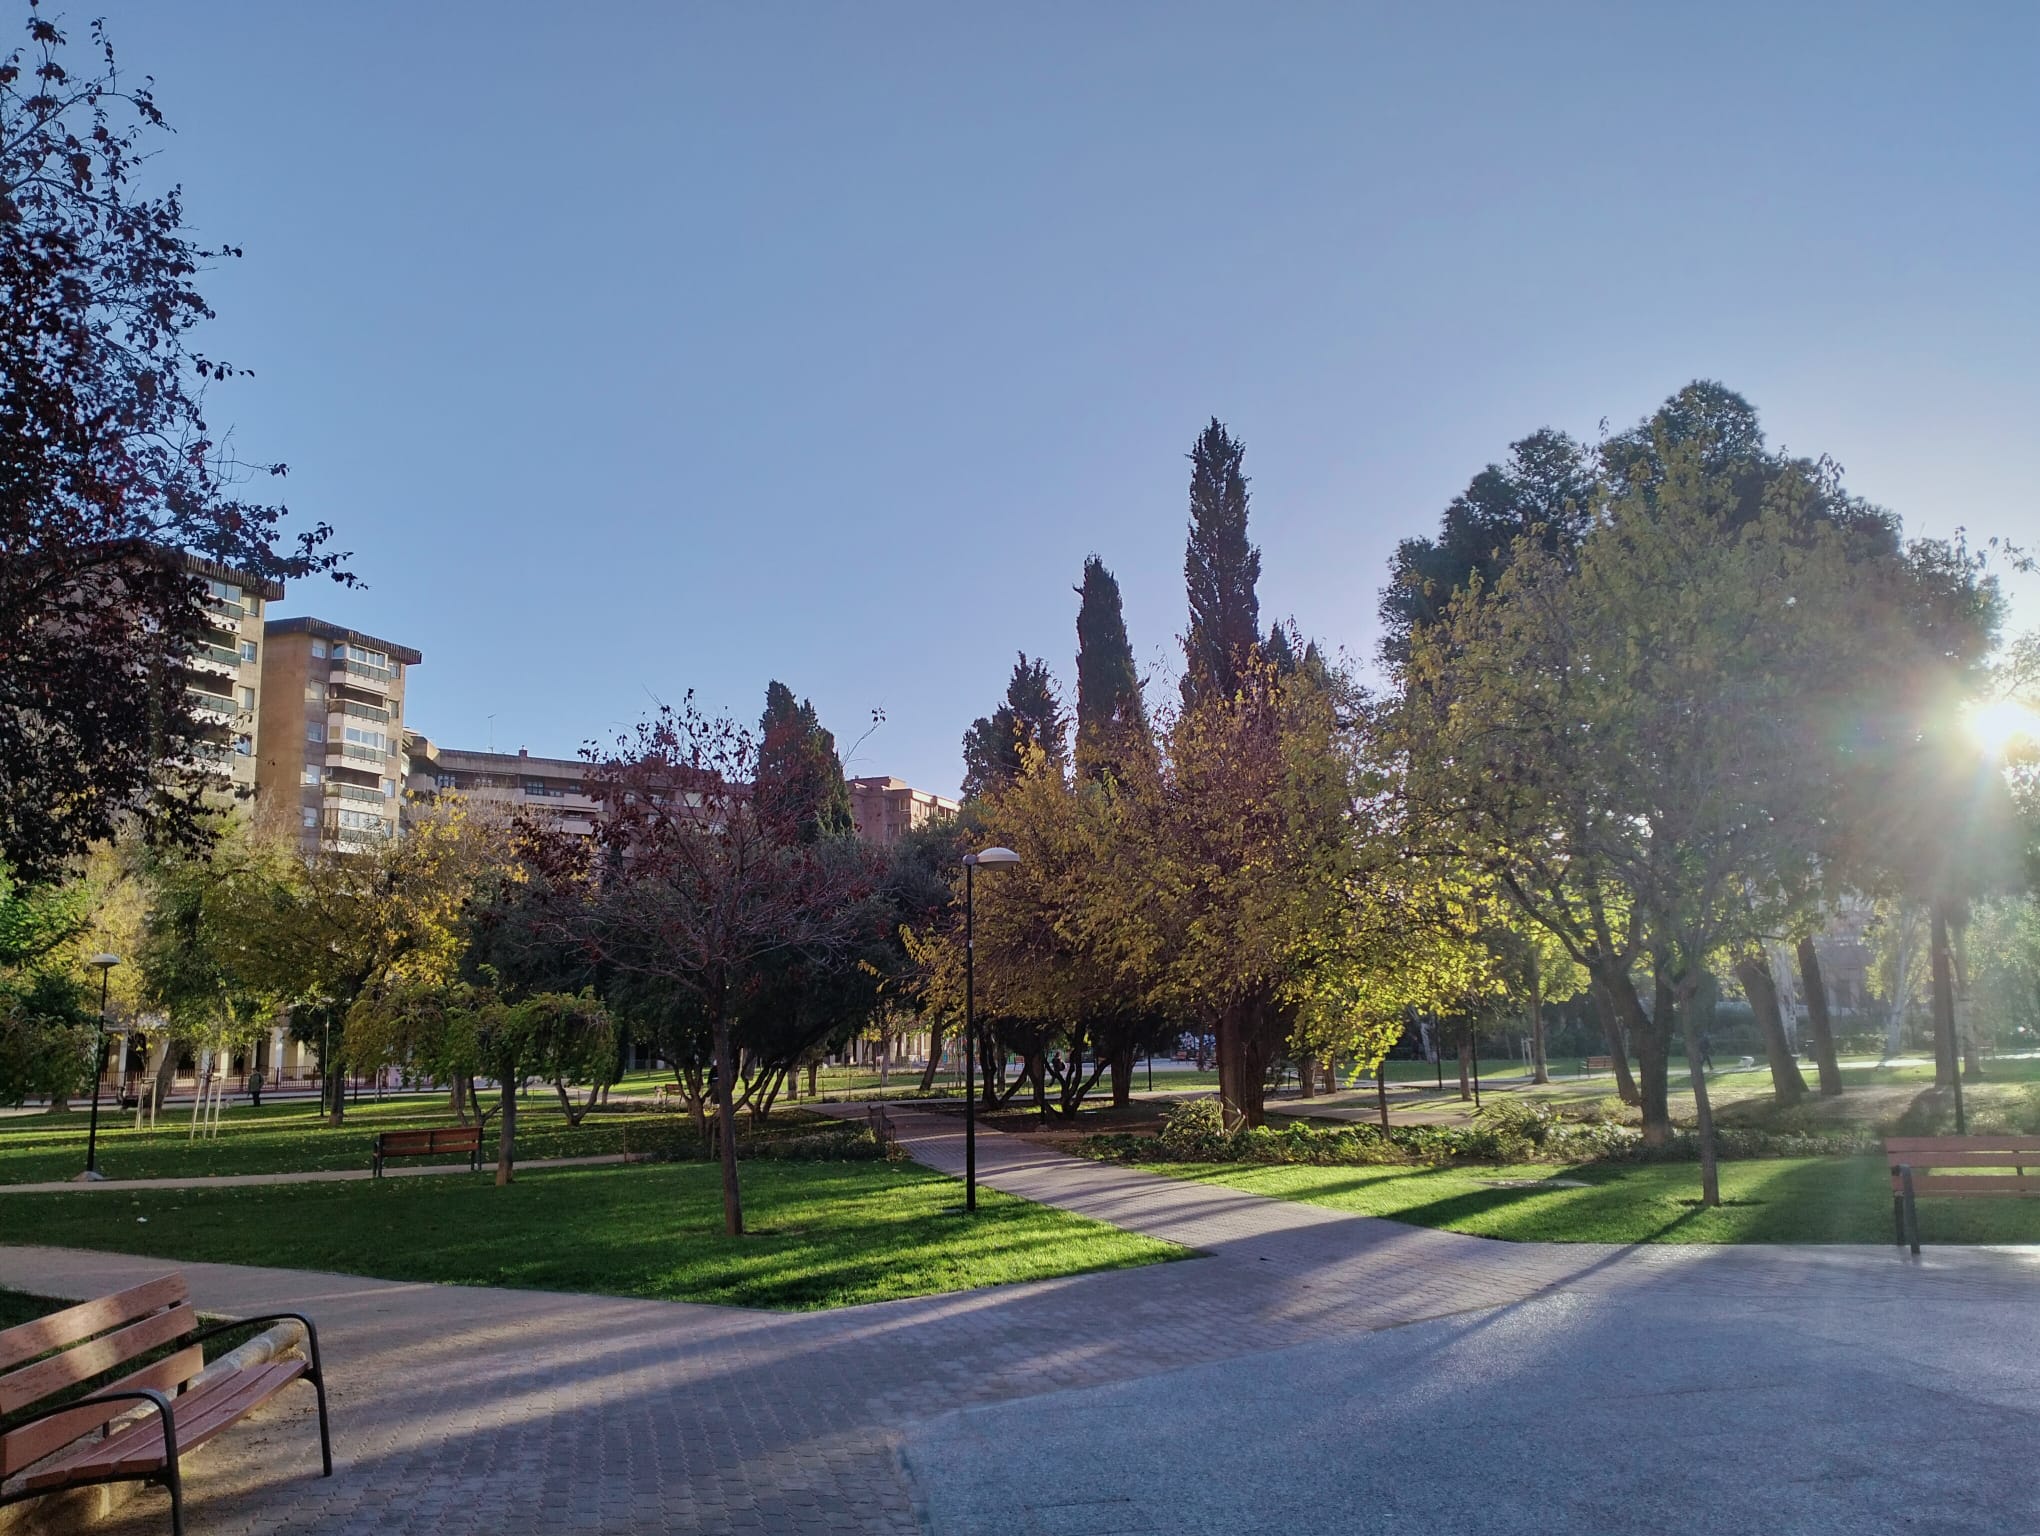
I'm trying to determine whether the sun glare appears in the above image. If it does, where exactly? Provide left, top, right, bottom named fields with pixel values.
left=1965, top=697, right=2040, bottom=757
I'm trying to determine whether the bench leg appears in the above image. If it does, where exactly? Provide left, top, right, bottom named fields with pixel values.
left=162, top=1450, right=186, bottom=1536
left=1901, top=1165, right=1921, bottom=1256
left=1892, top=1193, right=1906, bottom=1249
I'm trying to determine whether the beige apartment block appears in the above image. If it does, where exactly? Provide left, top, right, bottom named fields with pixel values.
left=846, top=775, right=959, bottom=847
left=255, top=618, right=421, bottom=853
left=407, top=739, right=599, bottom=837
left=181, top=555, right=282, bottom=799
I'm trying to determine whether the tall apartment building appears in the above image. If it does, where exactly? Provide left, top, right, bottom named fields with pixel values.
left=846, top=776, right=959, bottom=847
left=181, top=555, right=282, bottom=798
left=254, top=618, right=421, bottom=853
left=406, top=739, right=600, bottom=837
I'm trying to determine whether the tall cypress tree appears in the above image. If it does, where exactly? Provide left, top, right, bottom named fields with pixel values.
left=756, top=680, right=852, bottom=842
left=1073, top=557, right=1147, bottom=780
left=1181, top=417, right=1262, bottom=708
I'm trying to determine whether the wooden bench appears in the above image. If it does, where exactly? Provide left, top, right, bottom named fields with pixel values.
left=1886, top=1136, right=2040, bottom=1254
left=651, top=1082, right=681, bottom=1112
left=1581, top=1055, right=1614, bottom=1075
left=371, top=1125, right=481, bottom=1177
left=0, top=1274, right=330, bottom=1536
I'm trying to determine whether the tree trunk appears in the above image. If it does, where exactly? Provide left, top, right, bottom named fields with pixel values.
left=1737, top=957, right=1807, bottom=1103
left=1794, top=936, right=1843, bottom=1096
left=1930, top=901, right=1958, bottom=1090
left=711, top=1008, right=744, bottom=1236
left=1376, top=1066, right=1389, bottom=1130
left=1109, top=1043, right=1134, bottom=1108
left=1296, top=1055, right=1316, bottom=1099
left=1601, top=970, right=1669, bottom=1143
left=1238, top=1012, right=1271, bottom=1127
left=496, top=1075, right=516, bottom=1186
left=1668, top=972, right=1718, bottom=1208
left=449, top=1076, right=469, bottom=1125
left=918, top=1019, right=947, bottom=1093
left=1589, top=981, right=1641, bottom=1105
left=1214, top=1004, right=1244, bottom=1126
left=1456, top=1037, right=1473, bottom=1101
left=1527, top=952, right=1550, bottom=1085
left=551, top=1078, right=589, bottom=1127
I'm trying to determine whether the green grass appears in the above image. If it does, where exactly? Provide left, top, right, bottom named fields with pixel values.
left=1133, top=1154, right=2040, bottom=1245
left=0, top=1097, right=740, bottom=1184
left=0, top=1161, right=1181, bottom=1310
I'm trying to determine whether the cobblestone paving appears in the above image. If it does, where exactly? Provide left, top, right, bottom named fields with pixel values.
left=4, top=1106, right=2035, bottom=1534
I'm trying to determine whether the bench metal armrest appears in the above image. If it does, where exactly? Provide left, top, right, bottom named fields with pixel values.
left=184, top=1312, right=326, bottom=1381
left=0, top=1387, right=179, bottom=1495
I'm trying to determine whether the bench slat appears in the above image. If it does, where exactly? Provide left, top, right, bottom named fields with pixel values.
left=20, top=1361, right=306, bottom=1492
left=0, top=1276, right=186, bottom=1374
left=1885, top=1137, right=2040, bottom=1154
left=0, top=1304, right=194, bottom=1417
left=0, top=1344, right=202, bottom=1479
left=1886, top=1152, right=2040, bottom=1169
left=1896, top=1173, right=2040, bottom=1196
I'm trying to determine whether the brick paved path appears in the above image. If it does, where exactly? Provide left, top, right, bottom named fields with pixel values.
left=0, top=1153, right=627, bottom=1196
left=4, top=1106, right=2033, bottom=1534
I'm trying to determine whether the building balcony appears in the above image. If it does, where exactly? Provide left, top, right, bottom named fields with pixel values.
left=185, top=687, right=237, bottom=722
left=323, top=780, right=388, bottom=807
left=331, top=701, right=390, bottom=727
left=185, top=646, right=238, bottom=681
left=328, top=742, right=390, bottom=770
left=331, top=657, right=395, bottom=689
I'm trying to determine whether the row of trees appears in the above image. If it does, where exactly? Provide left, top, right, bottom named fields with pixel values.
left=934, top=391, right=2035, bottom=1207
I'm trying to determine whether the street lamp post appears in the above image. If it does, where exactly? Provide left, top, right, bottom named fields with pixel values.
left=962, top=846, right=1020, bottom=1213
left=77, top=953, right=120, bottom=1182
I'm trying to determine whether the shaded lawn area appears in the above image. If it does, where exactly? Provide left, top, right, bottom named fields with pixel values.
left=0, top=1097, right=770, bottom=1184
left=1134, top=1155, right=2040, bottom=1245
left=0, top=1161, right=1181, bottom=1311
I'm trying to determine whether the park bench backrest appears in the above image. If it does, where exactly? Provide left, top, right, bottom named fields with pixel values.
left=1884, top=1136, right=2040, bottom=1194
left=0, top=1275, right=199, bottom=1478
left=377, top=1127, right=479, bottom=1155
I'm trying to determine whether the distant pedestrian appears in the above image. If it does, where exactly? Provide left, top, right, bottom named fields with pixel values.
left=1698, top=1033, right=1714, bottom=1072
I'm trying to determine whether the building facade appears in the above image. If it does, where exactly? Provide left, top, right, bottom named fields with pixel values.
left=407, top=739, right=600, bottom=837
left=846, top=775, right=959, bottom=847
left=254, top=618, right=421, bottom=853
left=181, top=556, right=282, bottom=798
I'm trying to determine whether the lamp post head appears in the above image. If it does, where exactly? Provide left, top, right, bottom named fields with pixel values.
left=86, top=953, right=120, bottom=971
left=964, top=847, right=1021, bottom=869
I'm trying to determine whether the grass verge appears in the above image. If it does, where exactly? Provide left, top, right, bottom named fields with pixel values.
left=0, top=1161, right=1180, bottom=1310
left=1132, top=1154, right=2040, bottom=1245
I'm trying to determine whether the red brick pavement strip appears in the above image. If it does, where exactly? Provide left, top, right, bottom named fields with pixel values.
left=5, top=1109, right=2036, bottom=1534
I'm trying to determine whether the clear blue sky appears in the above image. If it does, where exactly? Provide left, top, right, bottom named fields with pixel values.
left=94, top=2, right=2038, bottom=796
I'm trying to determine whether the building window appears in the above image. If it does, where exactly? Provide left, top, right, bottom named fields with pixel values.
left=245, top=596, right=262, bottom=619
left=307, top=721, right=325, bottom=743
left=380, top=778, right=396, bottom=798
left=233, top=735, right=252, bottom=756
left=239, top=687, right=256, bottom=710
left=310, top=640, right=327, bottom=658
left=240, top=640, right=257, bottom=662
left=302, top=807, right=318, bottom=829
left=301, top=764, right=321, bottom=786
left=343, top=726, right=387, bottom=751
left=305, top=683, right=324, bottom=704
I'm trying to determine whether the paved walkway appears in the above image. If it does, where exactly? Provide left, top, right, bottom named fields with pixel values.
left=4, top=1107, right=2037, bottom=1534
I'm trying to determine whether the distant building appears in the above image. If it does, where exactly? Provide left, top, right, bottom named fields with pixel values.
left=407, top=739, right=599, bottom=838
left=255, top=618, right=421, bottom=853
left=180, top=555, right=282, bottom=799
left=846, top=776, right=959, bottom=847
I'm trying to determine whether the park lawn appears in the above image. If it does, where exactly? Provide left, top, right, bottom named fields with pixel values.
left=0, top=1097, right=710, bottom=1184
left=1134, top=1154, right=2040, bottom=1245
left=0, top=1161, right=1181, bottom=1311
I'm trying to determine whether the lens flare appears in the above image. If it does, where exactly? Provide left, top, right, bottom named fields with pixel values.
left=1965, top=697, right=2040, bottom=757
